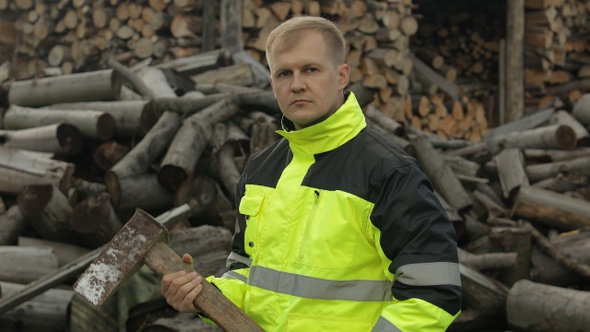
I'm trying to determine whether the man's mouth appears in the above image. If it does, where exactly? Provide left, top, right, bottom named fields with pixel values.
left=292, top=99, right=310, bottom=105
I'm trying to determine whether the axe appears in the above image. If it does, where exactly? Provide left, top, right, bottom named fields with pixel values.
left=73, top=208, right=263, bottom=332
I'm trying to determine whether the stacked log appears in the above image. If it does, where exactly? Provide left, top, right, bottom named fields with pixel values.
left=523, top=0, right=590, bottom=96
left=409, top=0, right=590, bottom=142
left=522, top=0, right=590, bottom=113
left=0, top=0, right=219, bottom=79
left=407, top=1, right=503, bottom=142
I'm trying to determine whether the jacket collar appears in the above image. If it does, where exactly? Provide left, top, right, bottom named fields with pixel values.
left=276, top=92, right=366, bottom=156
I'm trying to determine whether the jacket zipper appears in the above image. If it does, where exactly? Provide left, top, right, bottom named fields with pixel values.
left=299, top=190, right=320, bottom=260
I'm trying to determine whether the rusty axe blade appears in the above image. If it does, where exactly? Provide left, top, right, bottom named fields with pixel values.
left=73, top=208, right=168, bottom=306
left=73, top=208, right=264, bottom=331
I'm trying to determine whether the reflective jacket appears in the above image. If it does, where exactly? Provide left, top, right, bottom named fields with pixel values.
left=207, top=92, right=462, bottom=331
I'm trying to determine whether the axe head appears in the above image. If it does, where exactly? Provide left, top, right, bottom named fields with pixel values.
left=73, top=208, right=168, bottom=306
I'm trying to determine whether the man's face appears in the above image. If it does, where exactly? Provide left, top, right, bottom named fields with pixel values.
left=268, top=30, right=350, bottom=130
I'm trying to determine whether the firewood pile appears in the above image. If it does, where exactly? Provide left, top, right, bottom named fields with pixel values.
left=0, top=1, right=590, bottom=332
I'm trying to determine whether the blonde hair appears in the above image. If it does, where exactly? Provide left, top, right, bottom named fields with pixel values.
left=265, top=16, right=346, bottom=68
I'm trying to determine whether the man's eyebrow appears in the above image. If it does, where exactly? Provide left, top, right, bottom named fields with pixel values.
left=275, top=62, right=322, bottom=72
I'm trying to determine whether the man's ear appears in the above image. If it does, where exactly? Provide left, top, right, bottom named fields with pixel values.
left=337, top=64, right=350, bottom=90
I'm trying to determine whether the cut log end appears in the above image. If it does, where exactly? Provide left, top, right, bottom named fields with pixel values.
left=139, top=102, right=165, bottom=134
left=97, top=113, right=116, bottom=141
left=17, top=184, right=54, bottom=217
left=93, top=141, right=129, bottom=171
left=110, top=69, right=124, bottom=100
left=70, top=197, right=110, bottom=233
left=104, top=171, right=121, bottom=208
left=555, top=124, right=577, bottom=150
left=173, top=176, right=218, bottom=216
left=158, top=164, right=188, bottom=192
left=56, top=124, right=83, bottom=155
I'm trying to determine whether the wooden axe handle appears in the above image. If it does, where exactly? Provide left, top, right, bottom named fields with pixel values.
left=144, top=241, right=264, bottom=332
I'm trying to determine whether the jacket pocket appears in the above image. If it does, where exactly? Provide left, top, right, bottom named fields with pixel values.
left=239, top=194, right=264, bottom=217
left=239, top=193, right=265, bottom=256
left=295, top=190, right=359, bottom=270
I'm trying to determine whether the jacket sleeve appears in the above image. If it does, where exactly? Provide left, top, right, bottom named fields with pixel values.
left=370, top=162, right=462, bottom=331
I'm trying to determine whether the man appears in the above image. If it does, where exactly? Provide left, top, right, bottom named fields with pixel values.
left=162, top=16, right=462, bottom=331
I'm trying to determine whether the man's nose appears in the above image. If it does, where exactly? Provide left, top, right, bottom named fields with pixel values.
left=290, top=72, right=305, bottom=91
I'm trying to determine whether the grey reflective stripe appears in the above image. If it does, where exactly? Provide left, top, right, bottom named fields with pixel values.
left=250, top=266, right=392, bottom=301
left=395, top=262, right=461, bottom=287
left=372, top=316, right=402, bottom=332
left=226, top=252, right=252, bottom=268
left=221, top=270, right=248, bottom=283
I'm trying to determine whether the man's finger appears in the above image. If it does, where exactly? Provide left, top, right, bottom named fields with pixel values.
left=182, top=253, right=194, bottom=265
left=161, top=270, right=187, bottom=293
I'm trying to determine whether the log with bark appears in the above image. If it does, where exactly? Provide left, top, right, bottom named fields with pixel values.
left=0, top=146, right=74, bottom=195
left=507, top=279, right=590, bottom=332
left=45, top=100, right=162, bottom=137
left=69, top=192, right=123, bottom=249
left=411, top=134, right=473, bottom=213
left=459, top=263, right=509, bottom=322
left=0, top=281, right=75, bottom=332
left=0, top=123, right=83, bottom=155
left=525, top=155, right=590, bottom=183
left=0, top=246, right=58, bottom=284
left=530, top=227, right=590, bottom=286
left=511, top=185, right=590, bottom=231
left=16, top=184, right=80, bottom=245
left=18, top=236, right=90, bottom=267
left=158, top=98, right=240, bottom=191
left=572, top=93, right=590, bottom=127
left=495, top=148, right=529, bottom=199
left=4, top=105, right=116, bottom=141
left=0, top=205, right=190, bottom=316
left=210, top=122, right=249, bottom=198
left=8, top=69, right=123, bottom=107
left=0, top=206, right=28, bottom=246
left=487, top=124, right=577, bottom=154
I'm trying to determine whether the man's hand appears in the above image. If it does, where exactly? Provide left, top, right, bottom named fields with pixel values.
left=161, top=253, right=203, bottom=313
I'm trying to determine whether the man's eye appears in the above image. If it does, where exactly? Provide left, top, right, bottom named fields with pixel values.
left=278, top=71, right=290, bottom=77
left=306, top=68, right=317, bottom=73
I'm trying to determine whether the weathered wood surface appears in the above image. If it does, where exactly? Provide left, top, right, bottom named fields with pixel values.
left=530, top=228, right=590, bottom=286
left=573, top=93, right=590, bottom=126
left=0, top=205, right=190, bottom=315
left=0, top=206, right=27, bottom=246
left=45, top=100, right=161, bottom=137
left=8, top=69, right=122, bottom=107
left=495, top=148, right=529, bottom=199
left=507, top=279, right=590, bottom=332
left=0, top=246, right=58, bottom=284
left=17, top=184, right=79, bottom=245
left=4, top=105, right=116, bottom=141
left=18, top=236, right=90, bottom=267
left=0, top=146, right=74, bottom=195
left=69, top=192, right=123, bottom=249
left=0, top=281, right=75, bottom=332
left=511, top=185, right=590, bottom=231
left=159, top=98, right=240, bottom=191
left=411, top=134, right=473, bottom=213
left=0, top=123, right=83, bottom=155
